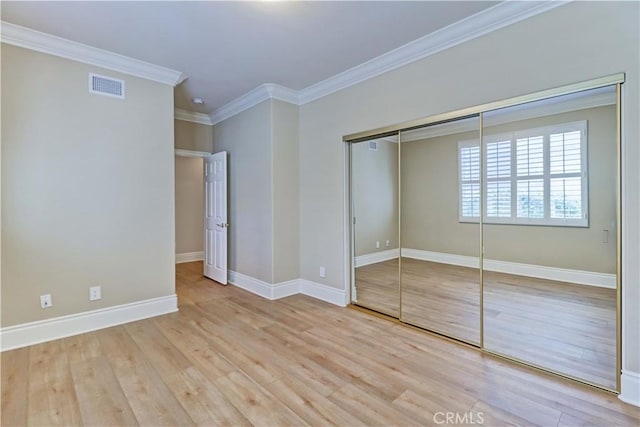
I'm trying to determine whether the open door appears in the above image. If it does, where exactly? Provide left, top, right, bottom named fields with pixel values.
left=204, top=151, right=228, bottom=284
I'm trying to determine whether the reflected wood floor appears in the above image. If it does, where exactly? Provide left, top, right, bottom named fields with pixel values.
left=3, top=261, right=637, bottom=426
left=355, top=258, right=617, bottom=389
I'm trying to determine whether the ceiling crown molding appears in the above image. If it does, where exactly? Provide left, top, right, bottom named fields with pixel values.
left=296, top=0, right=570, bottom=105
left=1, top=21, right=186, bottom=86
left=210, top=83, right=298, bottom=125
left=174, top=108, right=213, bottom=126
left=209, top=1, right=569, bottom=124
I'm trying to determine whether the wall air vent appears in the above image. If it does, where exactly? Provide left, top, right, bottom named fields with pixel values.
left=368, top=141, right=378, bottom=151
left=89, top=73, right=125, bottom=99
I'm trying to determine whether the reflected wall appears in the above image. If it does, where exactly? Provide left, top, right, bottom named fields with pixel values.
left=352, top=136, right=400, bottom=316
left=400, top=117, right=481, bottom=345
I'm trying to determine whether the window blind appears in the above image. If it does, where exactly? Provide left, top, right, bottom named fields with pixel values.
left=458, top=120, right=587, bottom=226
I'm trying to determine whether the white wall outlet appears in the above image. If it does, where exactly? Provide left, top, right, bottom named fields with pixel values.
left=40, top=294, right=52, bottom=309
left=319, top=266, right=326, bottom=278
left=386, top=240, right=390, bottom=247
left=89, top=286, right=101, bottom=301
left=376, top=241, right=380, bottom=249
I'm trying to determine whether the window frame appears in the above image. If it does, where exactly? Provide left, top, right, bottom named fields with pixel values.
left=458, top=120, right=589, bottom=227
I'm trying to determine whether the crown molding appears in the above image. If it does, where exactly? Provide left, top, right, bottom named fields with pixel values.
left=209, top=1, right=569, bottom=124
left=296, top=0, right=569, bottom=105
left=174, top=108, right=213, bottom=126
left=267, top=83, right=300, bottom=105
left=1, top=21, right=185, bottom=86
left=211, top=83, right=298, bottom=125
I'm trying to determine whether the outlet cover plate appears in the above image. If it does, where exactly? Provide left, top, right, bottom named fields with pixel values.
left=40, top=294, right=52, bottom=309
left=90, top=286, right=101, bottom=301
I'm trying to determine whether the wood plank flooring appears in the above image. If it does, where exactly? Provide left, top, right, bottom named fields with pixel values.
left=355, top=257, right=617, bottom=389
left=2, top=261, right=637, bottom=426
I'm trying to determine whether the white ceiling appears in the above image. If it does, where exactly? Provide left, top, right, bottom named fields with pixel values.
left=1, top=1, right=498, bottom=115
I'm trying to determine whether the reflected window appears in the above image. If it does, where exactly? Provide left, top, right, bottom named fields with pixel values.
left=458, top=120, right=588, bottom=226
left=459, top=142, right=480, bottom=218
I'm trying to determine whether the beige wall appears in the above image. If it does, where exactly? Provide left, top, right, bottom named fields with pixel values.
left=272, top=100, right=300, bottom=283
left=298, top=2, right=639, bottom=373
left=1, top=44, right=175, bottom=326
left=402, top=127, right=480, bottom=258
left=213, top=99, right=300, bottom=284
left=402, top=106, right=617, bottom=274
left=175, top=157, right=204, bottom=255
left=174, top=119, right=213, bottom=152
left=353, top=139, right=399, bottom=257
left=174, top=118, right=211, bottom=257
left=213, top=100, right=273, bottom=283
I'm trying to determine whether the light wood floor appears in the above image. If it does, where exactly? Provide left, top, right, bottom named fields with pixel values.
left=355, top=258, right=617, bottom=390
left=3, top=261, right=637, bottom=426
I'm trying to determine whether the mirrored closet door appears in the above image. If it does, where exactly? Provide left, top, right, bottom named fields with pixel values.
left=352, top=135, right=400, bottom=317
left=400, top=117, right=481, bottom=345
left=348, top=75, right=621, bottom=392
left=482, top=86, right=619, bottom=390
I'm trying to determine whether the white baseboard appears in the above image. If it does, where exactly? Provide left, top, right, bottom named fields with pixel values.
left=176, top=251, right=204, bottom=263
left=299, top=279, right=349, bottom=307
left=0, top=294, right=178, bottom=352
left=401, top=248, right=616, bottom=289
left=483, top=258, right=616, bottom=288
left=619, top=370, right=640, bottom=407
left=272, top=279, right=301, bottom=299
left=228, top=270, right=275, bottom=299
left=355, top=248, right=400, bottom=267
left=402, top=248, right=479, bottom=268
left=228, top=270, right=299, bottom=300
left=228, top=270, right=347, bottom=306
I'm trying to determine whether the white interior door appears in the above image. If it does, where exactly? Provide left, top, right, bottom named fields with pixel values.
left=204, top=151, right=228, bottom=284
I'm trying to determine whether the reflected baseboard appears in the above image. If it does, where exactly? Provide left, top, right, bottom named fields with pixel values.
left=399, top=248, right=616, bottom=288
left=355, top=249, right=400, bottom=267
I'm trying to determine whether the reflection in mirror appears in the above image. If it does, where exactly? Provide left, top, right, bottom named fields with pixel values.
left=352, top=135, right=400, bottom=316
left=481, top=86, right=618, bottom=389
left=400, top=117, right=481, bottom=344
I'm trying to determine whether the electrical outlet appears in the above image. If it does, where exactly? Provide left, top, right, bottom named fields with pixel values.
left=319, top=266, right=326, bottom=278
left=376, top=241, right=380, bottom=249
left=386, top=240, right=390, bottom=247
left=90, top=286, right=101, bottom=301
left=40, top=294, right=52, bottom=309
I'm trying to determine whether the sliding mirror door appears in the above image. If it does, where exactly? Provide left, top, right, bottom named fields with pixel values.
left=482, top=86, right=619, bottom=389
left=400, top=117, right=481, bottom=344
left=352, top=135, right=400, bottom=317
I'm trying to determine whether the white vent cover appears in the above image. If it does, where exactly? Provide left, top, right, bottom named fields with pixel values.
left=89, top=73, right=125, bottom=99
left=368, top=141, right=378, bottom=151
